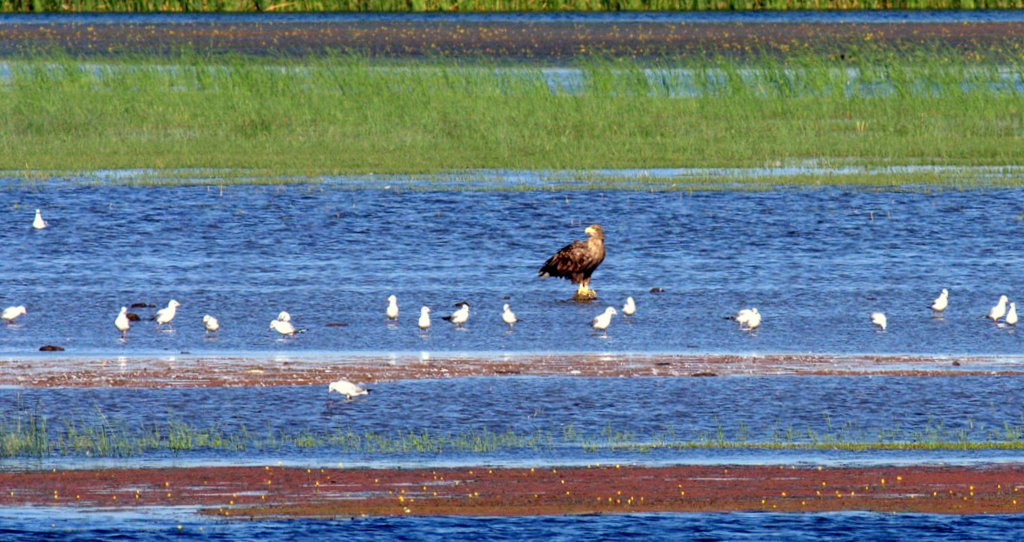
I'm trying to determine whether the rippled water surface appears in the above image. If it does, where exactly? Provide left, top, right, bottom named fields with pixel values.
left=0, top=509, right=1021, bottom=541
left=3, top=181, right=1024, bottom=356
left=2, top=375, right=1023, bottom=468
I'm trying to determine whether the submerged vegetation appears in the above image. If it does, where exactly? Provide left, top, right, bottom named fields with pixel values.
left=2, top=52, right=1024, bottom=186
left=3, top=411, right=1024, bottom=459
left=1, top=0, right=1021, bottom=12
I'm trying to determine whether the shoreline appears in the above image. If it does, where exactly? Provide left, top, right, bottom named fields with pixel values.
left=2, top=464, right=1022, bottom=517
left=0, top=353, right=1019, bottom=388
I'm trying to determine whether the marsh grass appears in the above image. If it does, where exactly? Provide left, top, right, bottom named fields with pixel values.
left=2, top=0, right=1023, bottom=12
left=1, top=411, right=1024, bottom=458
left=3, top=52, right=1024, bottom=185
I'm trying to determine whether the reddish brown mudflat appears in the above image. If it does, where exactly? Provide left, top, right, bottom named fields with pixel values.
left=1, top=354, right=1016, bottom=388
left=2, top=464, right=1023, bottom=517
left=1, top=21, right=1021, bottom=60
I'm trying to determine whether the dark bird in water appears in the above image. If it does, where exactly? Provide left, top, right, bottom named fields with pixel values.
left=538, top=224, right=606, bottom=300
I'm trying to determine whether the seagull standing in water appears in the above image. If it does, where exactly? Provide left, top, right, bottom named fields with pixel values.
left=728, top=308, right=756, bottom=329
left=114, top=306, right=130, bottom=339
left=386, top=295, right=399, bottom=324
left=930, top=289, right=948, bottom=318
left=2, top=306, right=26, bottom=325
left=743, top=308, right=762, bottom=333
left=32, top=209, right=47, bottom=229
left=154, top=299, right=181, bottom=331
left=591, top=307, right=618, bottom=337
left=1006, top=303, right=1018, bottom=326
left=203, top=314, right=220, bottom=335
left=270, top=319, right=303, bottom=337
left=501, top=304, right=518, bottom=331
left=622, top=297, right=636, bottom=317
left=985, top=295, right=1009, bottom=323
left=443, top=302, right=470, bottom=329
left=418, top=306, right=431, bottom=335
left=871, top=312, right=887, bottom=332
left=328, top=379, right=369, bottom=401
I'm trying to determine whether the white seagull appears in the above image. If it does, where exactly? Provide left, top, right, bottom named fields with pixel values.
left=154, top=299, right=181, bottom=331
left=591, top=306, right=618, bottom=337
left=418, top=306, right=431, bottom=335
left=269, top=319, right=303, bottom=337
left=2, top=305, right=27, bottom=325
left=622, top=297, right=636, bottom=317
left=729, top=308, right=756, bottom=329
left=114, top=306, right=130, bottom=339
left=930, top=288, right=948, bottom=318
left=32, top=209, right=47, bottom=229
left=871, top=312, right=887, bottom=332
left=328, top=379, right=369, bottom=401
left=985, top=295, right=1009, bottom=323
left=744, top=308, right=762, bottom=332
left=501, top=304, right=518, bottom=330
left=442, top=302, right=470, bottom=329
left=386, top=295, right=399, bottom=324
left=1006, top=302, right=1018, bottom=326
left=203, top=314, right=220, bottom=335
left=277, top=311, right=292, bottom=322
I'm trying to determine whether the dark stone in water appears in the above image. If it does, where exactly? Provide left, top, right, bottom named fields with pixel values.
left=130, top=302, right=154, bottom=309
left=650, top=287, right=665, bottom=293
left=126, top=313, right=141, bottom=321
left=691, top=371, right=717, bottom=377
left=39, top=345, right=64, bottom=351
left=325, top=322, right=348, bottom=327
left=952, top=360, right=961, bottom=366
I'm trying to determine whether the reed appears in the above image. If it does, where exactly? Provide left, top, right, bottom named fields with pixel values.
left=2, top=0, right=1024, bottom=12
left=2, top=51, right=1024, bottom=185
left=0, top=409, right=1023, bottom=458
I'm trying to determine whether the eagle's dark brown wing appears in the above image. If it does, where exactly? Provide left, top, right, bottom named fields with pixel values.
left=539, top=239, right=603, bottom=284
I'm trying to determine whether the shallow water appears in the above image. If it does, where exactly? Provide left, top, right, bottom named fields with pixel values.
left=3, top=181, right=1024, bottom=357
left=0, top=508, right=1020, bottom=541
left=2, top=376, right=1022, bottom=467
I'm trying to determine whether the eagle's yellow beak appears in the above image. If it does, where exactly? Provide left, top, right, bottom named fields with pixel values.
left=584, top=226, right=594, bottom=235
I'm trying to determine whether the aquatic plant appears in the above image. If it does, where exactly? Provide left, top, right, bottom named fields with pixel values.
left=3, top=52, right=1024, bottom=186
left=1, top=0, right=1023, bottom=12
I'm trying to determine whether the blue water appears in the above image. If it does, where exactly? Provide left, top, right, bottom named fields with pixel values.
left=2, top=376, right=1022, bottom=468
left=3, top=182, right=1024, bottom=356
left=0, top=509, right=1021, bottom=541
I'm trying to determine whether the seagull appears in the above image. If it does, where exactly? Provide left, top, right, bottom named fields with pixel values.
left=930, top=289, right=948, bottom=318
left=1007, top=303, right=1018, bottom=326
left=442, top=302, right=470, bottom=329
left=32, top=209, right=47, bottom=229
left=277, top=311, right=291, bottom=322
left=154, top=299, right=181, bottom=331
left=2, top=305, right=27, bottom=325
left=202, top=314, right=220, bottom=335
left=269, top=319, right=303, bottom=337
left=871, top=312, right=887, bottom=332
left=386, top=295, right=399, bottom=324
left=728, top=308, right=756, bottom=329
left=418, top=306, right=431, bottom=335
left=985, top=295, right=1009, bottom=323
left=328, top=379, right=369, bottom=401
left=622, top=297, right=636, bottom=317
left=114, top=306, right=130, bottom=339
left=591, top=306, right=618, bottom=337
left=744, top=308, right=762, bottom=333
left=501, top=304, right=518, bottom=330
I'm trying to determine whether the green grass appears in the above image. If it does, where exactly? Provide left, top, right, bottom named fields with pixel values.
left=3, top=52, right=1024, bottom=186
left=2, top=0, right=1023, bottom=12
left=2, top=410, right=1024, bottom=458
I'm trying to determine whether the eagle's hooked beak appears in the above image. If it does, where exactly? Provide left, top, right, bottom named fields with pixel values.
left=584, top=226, right=594, bottom=235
